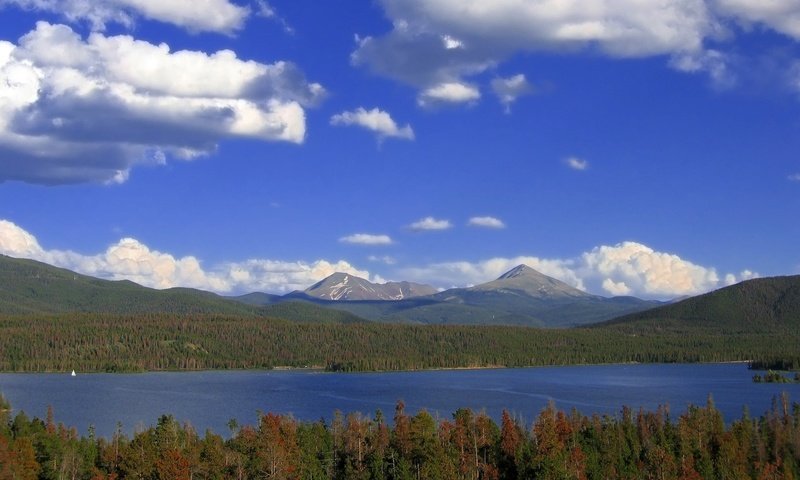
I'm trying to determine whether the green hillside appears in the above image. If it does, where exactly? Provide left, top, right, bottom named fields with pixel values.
left=0, top=254, right=269, bottom=315
left=0, top=254, right=371, bottom=324
left=601, top=275, right=800, bottom=332
left=260, top=301, right=368, bottom=324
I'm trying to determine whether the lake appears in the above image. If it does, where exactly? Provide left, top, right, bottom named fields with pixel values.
left=1, top=363, right=798, bottom=438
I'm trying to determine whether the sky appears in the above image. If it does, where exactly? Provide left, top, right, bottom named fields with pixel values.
left=0, top=0, right=798, bottom=300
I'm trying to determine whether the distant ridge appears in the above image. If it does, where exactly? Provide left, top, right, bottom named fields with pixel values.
left=304, top=272, right=437, bottom=301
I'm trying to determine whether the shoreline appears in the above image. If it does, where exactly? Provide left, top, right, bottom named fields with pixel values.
left=0, top=359, right=759, bottom=375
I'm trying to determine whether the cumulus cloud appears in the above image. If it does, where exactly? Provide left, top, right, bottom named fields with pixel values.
left=330, top=107, right=414, bottom=141
left=353, top=0, right=720, bottom=97
left=467, top=216, right=506, bottom=229
left=409, top=216, right=452, bottom=231
left=491, top=74, right=532, bottom=112
left=217, top=258, right=371, bottom=293
left=724, top=269, right=759, bottom=285
left=339, top=233, right=393, bottom=246
left=0, top=0, right=250, bottom=34
left=579, top=242, right=724, bottom=297
left=602, top=278, right=632, bottom=296
left=565, top=156, right=589, bottom=171
left=418, top=82, right=480, bottom=106
left=0, top=219, right=371, bottom=293
left=0, top=22, right=324, bottom=185
left=353, top=0, right=800, bottom=98
left=0, top=219, right=43, bottom=257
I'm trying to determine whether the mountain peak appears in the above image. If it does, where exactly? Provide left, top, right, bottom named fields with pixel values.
left=305, top=272, right=437, bottom=301
left=322, top=272, right=354, bottom=283
left=497, top=264, right=539, bottom=280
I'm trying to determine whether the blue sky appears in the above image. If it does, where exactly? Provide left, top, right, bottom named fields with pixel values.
left=0, top=0, right=798, bottom=299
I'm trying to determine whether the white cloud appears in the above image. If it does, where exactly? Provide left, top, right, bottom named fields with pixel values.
left=330, top=107, right=414, bottom=141
left=0, top=0, right=250, bottom=34
left=418, top=82, right=480, bottom=106
left=602, top=278, right=632, bottom=296
left=723, top=269, right=759, bottom=285
left=354, top=0, right=721, bottom=95
left=579, top=242, right=724, bottom=297
left=409, top=216, right=452, bottom=231
left=565, top=156, right=589, bottom=171
left=669, top=48, right=735, bottom=88
left=353, top=0, right=800, bottom=97
left=0, top=219, right=43, bottom=257
left=789, top=173, right=800, bottom=181
left=339, top=233, right=394, bottom=246
left=491, top=74, right=532, bottom=112
left=368, top=255, right=397, bottom=265
left=219, top=258, right=371, bottom=293
left=467, top=216, right=506, bottom=229
left=0, top=219, right=371, bottom=294
left=255, top=0, right=293, bottom=34
left=441, top=34, right=463, bottom=50
left=256, top=0, right=275, bottom=17
left=739, top=269, right=759, bottom=281
left=0, top=22, right=324, bottom=185
left=713, top=0, right=800, bottom=39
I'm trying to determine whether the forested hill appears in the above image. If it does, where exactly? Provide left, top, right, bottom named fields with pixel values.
left=601, top=275, right=800, bottom=332
left=0, top=254, right=266, bottom=316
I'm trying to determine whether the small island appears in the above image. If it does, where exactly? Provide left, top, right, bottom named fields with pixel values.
left=752, top=370, right=800, bottom=384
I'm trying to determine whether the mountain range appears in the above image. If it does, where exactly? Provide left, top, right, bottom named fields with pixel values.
left=235, top=264, right=662, bottom=327
left=3, top=253, right=798, bottom=331
left=0, top=253, right=658, bottom=326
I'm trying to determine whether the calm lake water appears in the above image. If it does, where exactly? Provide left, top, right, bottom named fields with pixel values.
left=1, top=363, right=799, bottom=438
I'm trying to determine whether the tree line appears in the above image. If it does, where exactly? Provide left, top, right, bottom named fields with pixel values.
left=1, top=313, right=798, bottom=373
left=2, top=392, right=799, bottom=479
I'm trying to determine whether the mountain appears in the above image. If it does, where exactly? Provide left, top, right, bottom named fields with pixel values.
left=417, top=265, right=660, bottom=327
left=600, top=275, right=800, bottom=332
left=304, top=272, right=438, bottom=301
left=237, top=265, right=661, bottom=327
left=468, top=264, right=592, bottom=299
